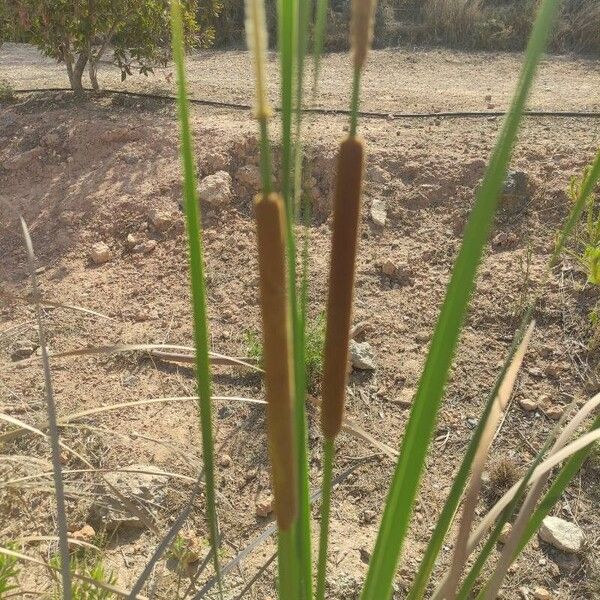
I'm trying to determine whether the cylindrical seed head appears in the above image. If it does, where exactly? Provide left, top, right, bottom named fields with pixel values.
left=254, top=192, right=297, bottom=530
left=321, top=137, right=365, bottom=440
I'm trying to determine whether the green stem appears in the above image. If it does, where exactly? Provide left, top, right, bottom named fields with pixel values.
left=278, top=528, right=299, bottom=600
left=258, top=117, right=273, bottom=195
left=349, top=68, right=361, bottom=137
left=315, top=437, right=335, bottom=600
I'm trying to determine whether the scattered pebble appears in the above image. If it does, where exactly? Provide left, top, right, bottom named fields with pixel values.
left=539, top=516, right=584, bottom=554
left=11, top=340, right=38, bottom=361
left=350, top=340, right=377, bottom=371
left=255, top=494, right=274, bottom=518
left=235, top=164, right=261, bottom=190
left=126, top=233, right=140, bottom=248
left=370, top=198, right=387, bottom=227
left=69, top=524, right=95, bottom=549
left=499, top=522, right=513, bottom=544
left=150, top=210, right=174, bottom=232
left=544, top=405, right=564, bottom=421
left=219, top=454, right=232, bottom=468
left=198, top=170, right=233, bottom=205
left=360, top=509, right=376, bottom=524
left=133, top=239, right=157, bottom=254
left=90, top=241, right=112, bottom=265
left=382, top=259, right=396, bottom=276
left=492, top=231, right=517, bottom=249
left=533, top=587, right=551, bottom=600
left=519, top=397, right=538, bottom=412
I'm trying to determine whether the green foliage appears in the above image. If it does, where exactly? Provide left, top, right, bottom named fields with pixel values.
left=246, top=313, right=325, bottom=387
left=0, top=79, right=15, bottom=102
left=50, top=554, right=116, bottom=599
left=0, top=543, right=20, bottom=596
left=3, top=0, right=218, bottom=92
left=567, top=165, right=600, bottom=284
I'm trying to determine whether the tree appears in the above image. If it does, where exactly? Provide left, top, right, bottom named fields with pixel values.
left=5, top=0, right=221, bottom=93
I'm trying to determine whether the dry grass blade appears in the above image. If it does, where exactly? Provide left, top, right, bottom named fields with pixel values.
left=438, top=322, right=534, bottom=600
left=19, top=535, right=101, bottom=553
left=0, top=395, right=264, bottom=444
left=2, top=466, right=197, bottom=487
left=127, top=470, right=204, bottom=599
left=150, top=350, right=262, bottom=371
left=484, top=393, right=600, bottom=597
left=0, top=287, right=114, bottom=321
left=0, top=546, right=149, bottom=599
left=19, top=217, right=72, bottom=600
left=467, top=429, right=600, bottom=555
left=0, top=412, right=158, bottom=534
left=9, top=343, right=262, bottom=372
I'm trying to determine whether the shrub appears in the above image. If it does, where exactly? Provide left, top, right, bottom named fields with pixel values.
left=3, top=0, right=217, bottom=93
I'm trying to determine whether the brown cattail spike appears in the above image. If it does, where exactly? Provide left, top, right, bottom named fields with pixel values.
left=350, top=0, right=377, bottom=72
left=254, top=192, right=297, bottom=531
left=321, top=137, right=365, bottom=440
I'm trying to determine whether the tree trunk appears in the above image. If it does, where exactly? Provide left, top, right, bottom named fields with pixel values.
left=71, top=53, right=88, bottom=95
left=89, top=61, right=99, bottom=91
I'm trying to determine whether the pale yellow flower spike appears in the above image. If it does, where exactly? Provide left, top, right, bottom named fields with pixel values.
left=244, top=0, right=272, bottom=120
left=350, top=0, right=377, bottom=72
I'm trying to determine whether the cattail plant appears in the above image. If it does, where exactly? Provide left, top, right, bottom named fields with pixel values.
left=316, top=1, right=375, bottom=598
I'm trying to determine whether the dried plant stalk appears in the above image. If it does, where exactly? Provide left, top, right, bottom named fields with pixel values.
left=321, top=137, right=365, bottom=440
left=350, top=0, right=377, bottom=72
left=254, top=192, right=297, bottom=530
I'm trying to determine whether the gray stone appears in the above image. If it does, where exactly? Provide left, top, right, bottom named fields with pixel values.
left=235, top=164, right=261, bottom=190
left=11, top=340, right=38, bottom=361
left=370, top=198, right=387, bottom=227
left=539, top=516, right=584, bottom=554
left=90, top=242, right=111, bottom=265
left=350, top=340, right=377, bottom=370
left=90, top=464, right=167, bottom=529
left=500, top=170, right=529, bottom=211
left=198, top=170, right=233, bottom=205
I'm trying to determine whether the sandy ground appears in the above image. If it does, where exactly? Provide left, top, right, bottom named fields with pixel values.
left=1, top=42, right=600, bottom=113
left=0, top=44, right=600, bottom=599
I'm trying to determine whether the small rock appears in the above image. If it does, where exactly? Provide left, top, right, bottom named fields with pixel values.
left=11, top=340, right=38, bottom=361
left=382, top=259, right=396, bottom=276
left=519, top=586, right=531, bottom=599
left=519, top=397, right=538, bottom=412
left=370, top=198, right=387, bottom=227
left=150, top=210, right=174, bottom=232
left=415, top=331, right=431, bottom=344
left=218, top=454, right=232, bottom=468
left=552, top=551, right=581, bottom=574
left=235, top=164, right=261, bottom=190
left=3, top=146, right=44, bottom=170
left=255, top=495, right=274, bottom=518
left=90, top=465, right=167, bottom=529
left=492, top=231, right=517, bottom=249
left=368, top=165, right=390, bottom=185
left=360, top=509, right=376, bottom=524
left=539, top=516, right=584, bottom=554
left=500, top=170, right=529, bottom=212
left=350, top=340, right=377, bottom=370
left=90, top=242, right=112, bottom=265
left=133, top=239, right=157, bottom=254
left=198, top=171, right=233, bottom=205
left=485, top=94, right=492, bottom=103
left=69, top=524, right=95, bottom=549
left=499, top=522, right=513, bottom=544
left=126, top=233, right=140, bottom=248
left=533, top=588, right=551, bottom=600
left=203, top=150, right=230, bottom=174
left=544, top=405, right=564, bottom=421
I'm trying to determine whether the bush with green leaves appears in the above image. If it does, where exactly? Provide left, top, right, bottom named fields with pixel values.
left=3, top=0, right=219, bottom=93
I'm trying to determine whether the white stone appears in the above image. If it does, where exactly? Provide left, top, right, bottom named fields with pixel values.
left=370, top=198, right=387, bottom=227
left=198, top=170, right=233, bottom=205
left=350, top=340, right=377, bottom=370
left=90, top=242, right=111, bottom=265
left=539, top=516, right=584, bottom=554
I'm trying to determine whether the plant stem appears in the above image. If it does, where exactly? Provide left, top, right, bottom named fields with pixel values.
left=349, top=68, right=361, bottom=137
left=315, top=437, right=335, bottom=600
left=259, top=118, right=273, bottom=195
left=277, top=528, right=299, bottom=600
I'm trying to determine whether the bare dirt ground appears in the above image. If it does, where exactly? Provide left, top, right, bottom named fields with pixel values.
left=1, top=44, right=600, bottom=599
